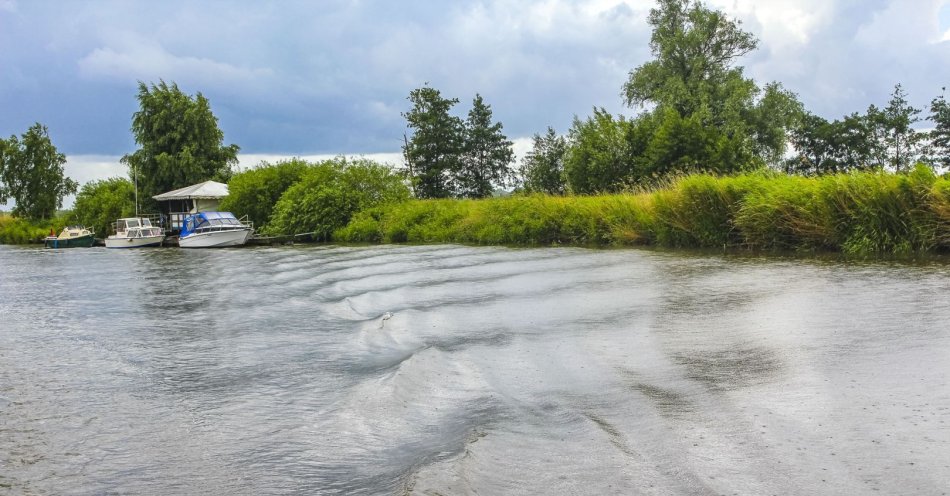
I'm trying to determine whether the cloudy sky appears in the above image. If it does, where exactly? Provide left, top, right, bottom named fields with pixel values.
left=2, top=0, right=950, bottom=195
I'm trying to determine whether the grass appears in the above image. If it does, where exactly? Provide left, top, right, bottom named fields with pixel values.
left=0, top=213, right=72, bottom=245
left=336, top=166, right=950, bottom=257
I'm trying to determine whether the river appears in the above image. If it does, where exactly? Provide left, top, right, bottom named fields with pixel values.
left=0, top=244, right=948, bottom=495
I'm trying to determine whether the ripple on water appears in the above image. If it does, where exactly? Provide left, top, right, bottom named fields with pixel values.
left=1, top=244, right=949, bottom=495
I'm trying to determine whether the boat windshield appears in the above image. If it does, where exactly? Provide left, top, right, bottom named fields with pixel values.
left=141, top=219, right=152, bottom=227
left=127, top=219, right=140, bottom=228
left=181, top=211, right=243, bottom=236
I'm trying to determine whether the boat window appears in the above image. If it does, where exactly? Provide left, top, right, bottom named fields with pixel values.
left=127, top=219, right=140, bottom=228
left=142, top=219, right=151, bottom=227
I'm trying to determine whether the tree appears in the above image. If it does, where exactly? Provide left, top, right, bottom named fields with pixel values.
left=786, top=112, right=876, bottom=175
left=121, top=80, right=239, bottom=205
left=520, top=127, right=567, bottom=195
left=621, top=0, right=800, bottom=172
left=866, top=84, right=923, bottom=172
left=0, top=123, right=77, bottom=220
left=623, top=0, right=758, bottom=118
left=402, top=86, right=464, bottom=199
left=929, top=89, right=950, bottom=169
left=563, top=109, right=634, bottom=194
left=457, top=94, right=515, bottom=198
left=72, top=177, right=135, bottom=236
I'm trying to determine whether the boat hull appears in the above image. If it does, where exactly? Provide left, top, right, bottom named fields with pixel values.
left=178, top=228, right=252, bottom=248
left=105, top=235, right=165, bottom=248
left=44, top=234, right=95, bottom=248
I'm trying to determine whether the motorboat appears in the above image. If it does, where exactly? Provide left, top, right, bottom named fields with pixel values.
left=178, top=211, right=253, bottom=248
left=44, top=225, right=95, bottom=248
left=105, top=217, right=165, bottom=248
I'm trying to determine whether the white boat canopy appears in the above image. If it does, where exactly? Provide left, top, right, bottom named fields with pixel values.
left=152, top=180, right=229, bottom=201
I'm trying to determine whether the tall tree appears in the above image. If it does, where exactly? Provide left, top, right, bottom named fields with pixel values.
left=121, top=80, right=239, bottom=204
left=520, top=127, right=567, bottom=195
left=0, top=123, right=77, bottom=220
left=622, top=0, right=800, bottom=172
left=866, top=84, right=923, bottom=172
left=929, top=89, right=950, bottom=169
left=457, top=94, right=514, bottom=198
left=623, top=0, right=758, bottom=118
left=402, top=86, right=464, bottom=199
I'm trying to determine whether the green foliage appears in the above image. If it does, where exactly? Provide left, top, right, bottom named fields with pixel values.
left=402, top=86, right=514, bottom=199
left=219, top=158, right=311, bottom=230
left=929, top=89, right=950, bottom=169
left=121, top=80, right=239, bottom=206
left=0, top=123, right=78, bottom=220
left=867, top=84, right=924, bottom=172
left=623, top=0, right=758, bottom=117
left=72, top=178, right=135, bottom=237
left=620, top=0, right=801, bottom=176
left=519, top=127, right=567, bottom=195
left=787, top=112, right=876, bottom=175
left=266, top=158, right=410, bottom=239
left=402, top=86, right=463, bottom=199
left=457, top=94, right=515, bottom=198
left=339, top=169, right=950, bottom=257
left=563, top=109, right=634, bottom=194
left=0, top=212, right=71, bottom=244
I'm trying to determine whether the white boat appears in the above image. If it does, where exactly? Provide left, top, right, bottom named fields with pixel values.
left=178, top=211, right=253, bottom=248
left=105, top=218, right=166, bottom=248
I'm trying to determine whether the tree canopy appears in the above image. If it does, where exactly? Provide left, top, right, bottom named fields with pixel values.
left=402, top=86, right=464, bottom=199
left=520, top=127, right=567, bottom=195
left=0, top=123, right=77, bottom=220
left=402, top=86, right=514, bottom=199
left=72, top=177, right=135, bottom=236
left=931, top=89, right=950, bottom=169
left=618, top=0, right=801, bottom=179
left=457, top=94, right=515, bottom=198
left=121, top=80, right=239, bottom=205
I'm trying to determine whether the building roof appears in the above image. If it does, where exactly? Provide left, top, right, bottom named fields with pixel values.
left=152, top=180, right=229, bottom=201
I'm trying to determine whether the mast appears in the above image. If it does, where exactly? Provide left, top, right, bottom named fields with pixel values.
left=134, top=163, right=139, bottom=217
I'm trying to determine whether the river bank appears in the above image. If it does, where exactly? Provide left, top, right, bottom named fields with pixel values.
left=336, top=167, right=950, bottom=257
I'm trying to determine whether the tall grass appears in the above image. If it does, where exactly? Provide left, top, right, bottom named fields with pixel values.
left=0, top=214, right=71, bottom=245
left=336, top=166, right=950, bottom=256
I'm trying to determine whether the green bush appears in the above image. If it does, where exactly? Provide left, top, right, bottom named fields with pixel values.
left=219, top=158, right=311, bottom=230
left=265, top=158, right=410, bottom=239
left=72, top=177, right=135, bottom=237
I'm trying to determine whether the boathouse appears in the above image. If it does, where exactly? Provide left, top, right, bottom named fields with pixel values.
left=153, top=180, right=229, bottom=233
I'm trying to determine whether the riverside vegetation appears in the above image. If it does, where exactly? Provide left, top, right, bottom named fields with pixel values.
left=334, top=165, right=950, bottom=257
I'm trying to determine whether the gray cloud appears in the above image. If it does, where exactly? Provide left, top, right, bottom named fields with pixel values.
left=1, top=0, right=948, bottom=161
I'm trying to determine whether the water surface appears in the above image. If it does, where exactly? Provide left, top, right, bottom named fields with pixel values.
left=1, top=244, right=948, bottom=495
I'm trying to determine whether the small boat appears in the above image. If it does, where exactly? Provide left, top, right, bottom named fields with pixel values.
left=105, top=217, right=165, bottom=248
left=178, top=211, right=253, bottom=248
left=44, top=225, right=95, bottom=248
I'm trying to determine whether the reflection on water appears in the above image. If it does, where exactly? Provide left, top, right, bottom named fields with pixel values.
left=1, top=244, right=949, bottom=495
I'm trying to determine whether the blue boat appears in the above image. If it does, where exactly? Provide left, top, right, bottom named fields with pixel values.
left=178, top=212, right=253, bottom=248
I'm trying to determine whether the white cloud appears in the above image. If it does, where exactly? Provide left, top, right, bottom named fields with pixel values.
left=0, top=0, right=15, bottom=13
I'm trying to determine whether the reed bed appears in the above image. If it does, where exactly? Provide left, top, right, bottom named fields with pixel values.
left=336, top=166, right=950, bottom=256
